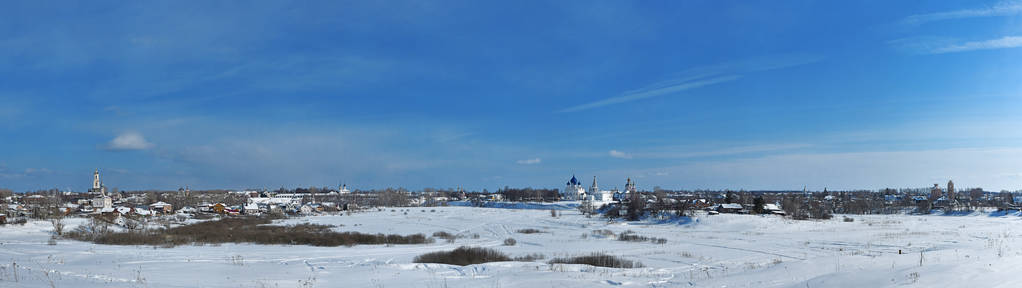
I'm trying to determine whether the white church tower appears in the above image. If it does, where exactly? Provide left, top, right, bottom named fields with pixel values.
left=90, top=169, right=107, bottom=196
left=93, top=170, right=101, bottom=190
left=586, top=176, right=613, bottom=202
left=90, top=169, right=112, bottom=209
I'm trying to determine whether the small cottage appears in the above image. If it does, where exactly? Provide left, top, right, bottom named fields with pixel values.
left=715, top=203, right=743, bottom=214
left=212, top=203, right=227, bottom=214
left=149, top=202, right=173, bottom=214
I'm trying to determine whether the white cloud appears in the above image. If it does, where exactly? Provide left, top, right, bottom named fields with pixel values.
left=0, top=166, right=52, bottom=179
left=903, top=1, right=1022, bottom=25
left=106, top=132, right=154, bottom=150
left=930, top=36, right=1022, bottom=54
left=516, top=158, right=542, bottom=165
left=23, top=168, right=52, bottom=175
left=609, top=150, right=632, bottom=159
left=632, top=143, right=812, bottom=159
left=557, top=54, right=822, bottom=113
left=558, top=75, right=740, bottom=113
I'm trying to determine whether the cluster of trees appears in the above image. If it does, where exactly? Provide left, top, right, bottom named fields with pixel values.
left=498, top=187, right=559, bottom=202
left=598, top=191, right=693, bottom=221
left=375, top=188, right=409, bottom=207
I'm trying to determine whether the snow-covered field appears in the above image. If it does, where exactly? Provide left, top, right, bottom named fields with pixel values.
left=3, top=207, right=1022, bottom=287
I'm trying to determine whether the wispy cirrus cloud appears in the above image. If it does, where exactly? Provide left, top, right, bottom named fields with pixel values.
left=609, top=150, right=632, bottom=159
left=516, top=158, right=542, bottom=165
left=559, top=75, right=740, bottom=113
left=902, top=1, right=1022, bottom=25
left=930, top=36, right=1022, bottom=54
left=0, top=165, right=52, bottom=179
left=558, top=54, right=823, bottom=113
left=633, top=143, right=812, bottom=159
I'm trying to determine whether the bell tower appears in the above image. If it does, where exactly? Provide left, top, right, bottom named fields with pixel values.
left=93, top=169, right=101, bottom=190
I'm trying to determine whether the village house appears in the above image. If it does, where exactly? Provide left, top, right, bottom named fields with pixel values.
left=176, top=206, right=197, bottom=214
left=763, top=203, right=785, bottom=215
left=243, top=202, right=260, bottom=215
left=62, top=203, right=80, bottom=215
left=149, top=202, right=173, bottom=214
left=299, top=204, right=315, bottom=215
left=135, top=208, right=153, bottom=216
left=715, top=203, right=744, bottom=214
left=212, top=203, right=227, bottom=214
left=99, top=206, right=116, bottom=216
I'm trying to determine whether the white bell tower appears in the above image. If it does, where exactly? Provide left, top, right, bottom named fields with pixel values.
left=93, top=169, right=101, bottom=190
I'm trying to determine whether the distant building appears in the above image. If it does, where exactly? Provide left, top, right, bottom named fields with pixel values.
left=88, top=169, right=107, bottom=196
left=92, top=196, right=113, bottom=210
left=563, top=175, right=584, bottom=201
left=149, top=202, right=173, bottom=214
left=614, top=178, right=637, bottom=201
left=947, top=180, right=955, bottom=200
left=716, top=203, right=743, bottom=213
left=625, top=177, right=637, bottom=194
left=586, top=176, right=614, bottom=202
left=588, top=176, right=598, bottom=197
left=930, top=184, right=942, bottom=200
left=88, top=169, right=112, bottom=210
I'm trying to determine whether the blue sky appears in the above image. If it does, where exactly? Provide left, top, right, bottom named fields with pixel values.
left=2, top=1, right=1022, bottom=192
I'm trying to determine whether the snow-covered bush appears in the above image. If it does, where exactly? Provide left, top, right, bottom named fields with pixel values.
left=413, top=246, right=510, bottom=266
left=549, top=253, right=643, bottom=268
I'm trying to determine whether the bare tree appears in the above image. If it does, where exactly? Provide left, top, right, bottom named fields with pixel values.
left=672, top=199, right=692, bottom=217
left=626, top=191, right=643, bottom=221
left=50, top=215, right=65, bottom=236
left=0, top=188, right=13, bottom=201
left=376, top=188, right=409, bottom=207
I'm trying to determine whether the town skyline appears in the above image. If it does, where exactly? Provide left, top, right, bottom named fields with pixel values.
left=3, top=168, right=998, bottom=195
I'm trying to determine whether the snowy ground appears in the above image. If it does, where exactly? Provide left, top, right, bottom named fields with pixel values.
left=3, top=207, right=1022, bottom=287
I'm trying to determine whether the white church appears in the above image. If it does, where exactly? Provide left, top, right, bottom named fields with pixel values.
left=89, top=169, right=112, bottom=209
left=563, top=175, right=614, bottom=202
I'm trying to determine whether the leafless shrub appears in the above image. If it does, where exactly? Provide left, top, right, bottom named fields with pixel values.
left=549, top=253, right=644, bottom=268
left=503, top=238, right=516, bottom=246
left=516, top=228, right=544, bottom=234
left=413, top=246, right=510, bottom=266
left=617, top=231, right=667, bottom=244
left=513, top=253, right=545, bottom=261
left=228, top=255, right=245, bottom=266
left=433, top=231, right=458, bottom=243
left=123, top=218, right=143, bottom=230
left=65, top=216, right=433, bottom=247
left=50, top=217, right=65, bottom=236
